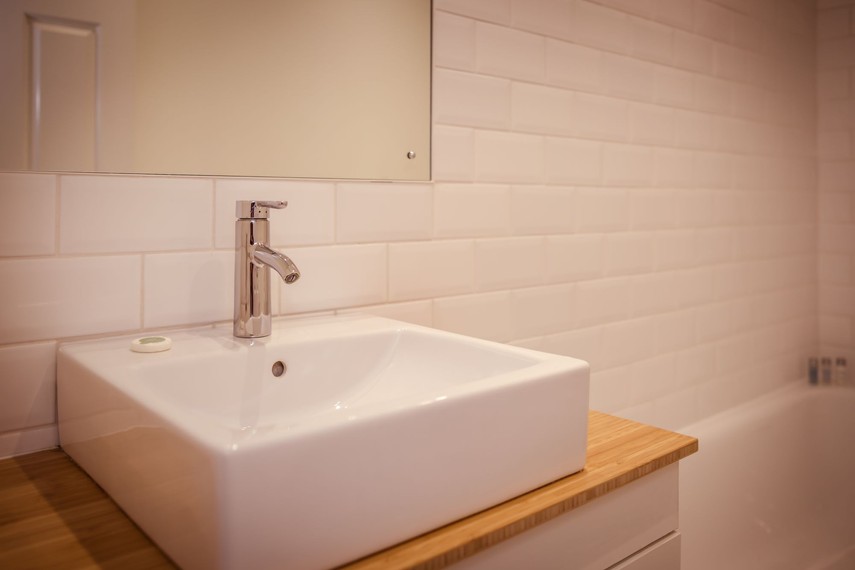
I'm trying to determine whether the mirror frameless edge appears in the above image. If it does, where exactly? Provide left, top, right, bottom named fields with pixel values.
left=0, top=0, right=431, bottom=181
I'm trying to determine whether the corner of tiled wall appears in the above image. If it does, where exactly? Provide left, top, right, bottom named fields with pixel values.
left=0, top=0, right=826, bottom=458
left=817, top=0, right=855, bottom=372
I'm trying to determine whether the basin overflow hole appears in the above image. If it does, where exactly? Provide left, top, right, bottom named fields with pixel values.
left=272, top=361, right=286, bottom=377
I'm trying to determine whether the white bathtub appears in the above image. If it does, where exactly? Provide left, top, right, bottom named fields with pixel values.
left=680, top=383, right=855, bottom=570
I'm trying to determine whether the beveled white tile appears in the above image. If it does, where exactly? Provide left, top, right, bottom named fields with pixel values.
left=144, top=251, right=232, bottom=328
left=590, top=365, right=634, bottom=410
left=283, top=244, right=387, bottom=313
left=603, top=143, right=654, bottom=187
left=670, top=267, right=714, bottom=308
left=819, top=192, right=852, bottom=224
left=512, top=83, right=575, bottom=136
left=650, top=388, right=698, bottom=431
left=819, top=284, right=855, bottom=317
left=576, top=187, right=630, bottom=232
left=675, top=188, right=716, bottom=228
left=0, top=256, right=141, bottom=343
left=432, top=126, right=475, bottom=182
left=510, top=185, right=576, bottom=235
left=475, top=131, right=544, bottom=184
left=546, top=234, right=604, bottom=283
left=818, top=253, right=852, bottom=285
left=817, top=36, right=855, bottom=69
left=544, top=137, right=602, bottom=185
left=572, top=0, right=632, bottom=53
left=546, top=39, right=603, bottom=92
left=715, top=334, right=754, bottom=375
left=336, top=183, right=432, bottom=243
left=694, top=0, right=733, bottom=43
left=656, top=310, right=696, bottom=353
left=476, top=22, right=545, bottom=83
left=60, top=175, right=213, bottom=253
left=434, top=11, right=476, bottom=71
left=819, top=224, right=855, bottom=255
left=573, top=93, right=629, bottom=142
left=819, top=161, right=855, bottom=192
left=652, top=0, right=694, bottom=31
left=434, top=183, right=510, bottom=238
left=632, top=353, right=676, bottom=400
left=512, top=0, right=575, bottom=40
left=0, top=342, right=57, bottom=432
left=655, top=148, right=694, bottom=188
left=337, top=300, right=434, bottom=327
left=695, top=228, right=733, bottom=265
left=818, top=6, right=851, bottom=39
left=575, top=277, right=631, bottom=326
left=511, top=283, right=575, bottom=338
left=601, top=53, right=656, bottom=102
left=694, top=152, right=732, bottom=190
left=433, top=291, right=513, bottom=342
left=672, top=344, right=714, bottom=389
left=0, top=173, right=56, bottom=256
left=540, top=326, right=602, bottom=369
left=695, top=302, right=734, bottom=343
left=694, top=75, right=732, bottom=115
left=655, top=230, right=696, bottom=269
left=435, top=0, right=511, bottom=25
left=630, top=102, right=675, bottom=146
left=817, top=131, right=851, bottom=160
left=654, top=65, right=694, bottom=108
left=674, top=110, right=716, bottom=149
left=214, top=178, right=335, bottom=249
left=603, top=232, right=655, bottom=276
left=816, top=68, right=849, bottom=100
left=433, top=69, right=511, bottom=130
left=475, top=236, right=545, bottom=291
left=712, top=263, right=748, bottom=300
left=819, top=315, right=852, bottom=346
left=632, top=273, right=677, bottom=316
left=388, top=240, right=474, bottom=301
left=631, top=16, right=673, bottom=64
left=600, top=317, right=658, bottom=368
left=593, top=0, right=653, bottom=18
left=631, top=188, right=677, bottom=230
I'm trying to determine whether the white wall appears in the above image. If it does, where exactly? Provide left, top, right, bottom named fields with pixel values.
left=0, top=0, right=819, bottom=458
left=817, top=0, right=855, bottom=371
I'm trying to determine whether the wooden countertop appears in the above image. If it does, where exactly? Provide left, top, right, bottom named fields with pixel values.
left=0, top=411, right=697, bottom=570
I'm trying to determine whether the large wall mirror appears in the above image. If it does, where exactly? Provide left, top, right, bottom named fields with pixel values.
left=0, top=0, right=431, bottom=180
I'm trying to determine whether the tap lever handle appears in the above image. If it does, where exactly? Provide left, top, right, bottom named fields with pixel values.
left=256, top=201, right=287, bottom=209
left=236, top=200, right=288, bottom=219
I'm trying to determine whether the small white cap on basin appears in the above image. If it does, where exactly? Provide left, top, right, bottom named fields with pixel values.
left=130, top=336, right=172, bottom=353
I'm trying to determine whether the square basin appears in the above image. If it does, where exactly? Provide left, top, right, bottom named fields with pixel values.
left=58, top=314, right=589, bottom=569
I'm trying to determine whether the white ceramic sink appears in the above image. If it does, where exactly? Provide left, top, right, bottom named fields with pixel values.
left=58, top=314, right=589, bottom=570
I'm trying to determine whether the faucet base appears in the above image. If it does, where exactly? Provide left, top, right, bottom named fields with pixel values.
left=233, top=314, right=272, bottom=338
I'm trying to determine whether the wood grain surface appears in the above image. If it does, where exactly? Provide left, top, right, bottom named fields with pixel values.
left=0, top=447, right=176, bottom=569
left=0, top=411, right=697, bottom=570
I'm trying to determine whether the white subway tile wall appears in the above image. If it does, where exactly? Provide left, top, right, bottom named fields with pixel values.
left=0, top=0, right=823, bottom=457
left=818, top=0, right=855, bottom=372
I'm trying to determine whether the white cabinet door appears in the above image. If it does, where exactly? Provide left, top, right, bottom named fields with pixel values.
left=607, top=531, right=681, bottom=570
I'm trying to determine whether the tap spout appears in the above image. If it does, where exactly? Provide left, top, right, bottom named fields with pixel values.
left=251, top=243, right=301, bottom=284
